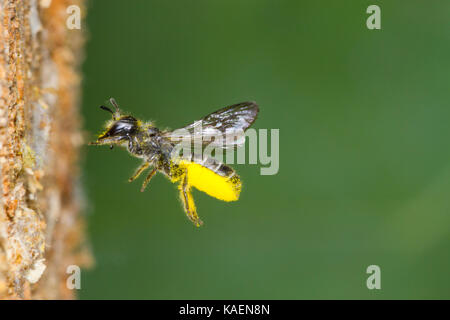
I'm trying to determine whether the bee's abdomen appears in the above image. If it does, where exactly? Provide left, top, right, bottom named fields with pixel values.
left=199, top=158, right=235, bottom=178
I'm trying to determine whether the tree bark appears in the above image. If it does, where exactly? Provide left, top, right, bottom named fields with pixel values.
left=0, top=0, right=91, bottom=299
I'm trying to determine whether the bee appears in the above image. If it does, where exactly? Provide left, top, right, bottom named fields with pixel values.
left=89, top=98, right=259, bottom=227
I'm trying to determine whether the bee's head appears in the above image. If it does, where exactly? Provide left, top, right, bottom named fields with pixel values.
left=89, top=98, right=139, bottom=147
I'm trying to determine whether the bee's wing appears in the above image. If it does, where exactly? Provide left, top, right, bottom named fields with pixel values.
left=163, top=101, right=259, bottom=149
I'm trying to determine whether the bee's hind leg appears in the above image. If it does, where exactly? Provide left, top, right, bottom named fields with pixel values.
left=179, top=173, right=203, bottom=227
left=129, top=162, right=150, bottom=182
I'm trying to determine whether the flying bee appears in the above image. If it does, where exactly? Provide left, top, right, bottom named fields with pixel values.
left=89, top=98, right=259, bottom=227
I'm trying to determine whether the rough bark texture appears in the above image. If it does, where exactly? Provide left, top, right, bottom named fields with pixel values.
left=0, top=0, right=91, bottom=299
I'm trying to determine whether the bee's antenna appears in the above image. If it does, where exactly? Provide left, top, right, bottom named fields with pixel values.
left=100, top=105, right=114, bottom=114
left=109, top=98, right=121, bottom=113
left=99, top=98, right=121, bottom=120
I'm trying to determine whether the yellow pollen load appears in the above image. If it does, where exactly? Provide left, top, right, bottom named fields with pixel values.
left=179, top=161, right=241, bottom=202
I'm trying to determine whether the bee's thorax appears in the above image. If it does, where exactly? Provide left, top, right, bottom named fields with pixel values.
left=126, top=127, right=172, bottom=165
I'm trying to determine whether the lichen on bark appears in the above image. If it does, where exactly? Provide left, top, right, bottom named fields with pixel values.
left=0, top=0, right=91, bottom=299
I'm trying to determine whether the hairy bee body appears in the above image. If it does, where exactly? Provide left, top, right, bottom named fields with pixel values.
left=90, top=98, right=258, bottom=227
left=126, top=126, right=166, bottom=161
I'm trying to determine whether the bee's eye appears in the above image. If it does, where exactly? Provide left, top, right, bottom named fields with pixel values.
left=104, top=117, right=137, bottom=138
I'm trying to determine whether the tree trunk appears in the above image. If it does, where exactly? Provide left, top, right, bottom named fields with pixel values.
left=0, top=0, right=91, bottom=299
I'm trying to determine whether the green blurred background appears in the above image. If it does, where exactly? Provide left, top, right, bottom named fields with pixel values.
left=80, top=0, right=450, bottom=299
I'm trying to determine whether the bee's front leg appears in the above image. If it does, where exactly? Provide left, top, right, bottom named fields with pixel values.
left=140, top=168, right=157, bottom=192
left=179, top=173, right=203, bottom=227
left=129, top=162, right=150, bottom=182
